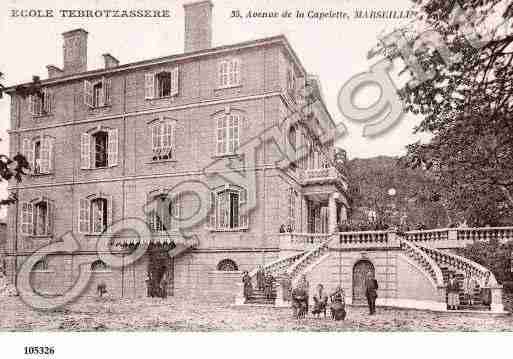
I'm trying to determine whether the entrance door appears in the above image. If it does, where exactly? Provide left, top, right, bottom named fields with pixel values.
left=352, top=260, right=375, bottom=304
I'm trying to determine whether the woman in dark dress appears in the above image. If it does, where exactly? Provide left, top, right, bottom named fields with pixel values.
left=264, top=272, right=274, bottom=300
left=330, top=286, right=346, bottom=321
left=242, top=271, right=253, bottom=300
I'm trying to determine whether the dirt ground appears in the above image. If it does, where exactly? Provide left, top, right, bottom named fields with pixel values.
left=1, top=296, right=512, bottom=332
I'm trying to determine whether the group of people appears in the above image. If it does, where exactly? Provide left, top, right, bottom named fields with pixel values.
left=242, top=270, right=380, bottom=320
left=446, top=270, right=482, bottom=310
left=242, top=266, right=276, bottom=300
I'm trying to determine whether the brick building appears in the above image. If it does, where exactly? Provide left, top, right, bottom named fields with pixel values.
left=3, top=1, right=348, bottom=300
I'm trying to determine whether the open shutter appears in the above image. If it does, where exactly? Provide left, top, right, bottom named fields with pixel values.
left=230, top=58, right=241, bottom=86
left=208, top=191, right=216, bottom=229
left=80, top=133, right=91, bottom=169
left=28, top=95, right=35, bottom=116
left=170, top=67, right=179, bottom=96
left=103, top=77, right=111, bottom=106
left=145, top=73, right=155, bottom=99
left=46, top=200, right=53, bottom=235
left=107, top=128, right=118, bottom=167
left=79, top=199, right=90, bottom=233
left=106, top=195, right=113, bottom=232
left=40, top=136, right=50, bottom=174
left=84, top=80, right=93, bottom=107
left=21, top=202, right=33, bottom=235
left=239, top=188, right=248, bottom=228
left=22, top=138, right=34, bottom=171
left=47, top=137, right=54, bottom=173
left=44, top=89, right=53, bottom=114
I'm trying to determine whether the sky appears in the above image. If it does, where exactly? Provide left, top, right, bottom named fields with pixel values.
left=0, top=0, right=431, bottom=210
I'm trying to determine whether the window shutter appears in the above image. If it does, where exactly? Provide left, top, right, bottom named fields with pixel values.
left=239, top=189, right=248, bottom=228
left=44, top=89, right=52, bottom=114
left=107, top=128, right=119, bottom=167
left=80, top=133, right=91, bottom=169
left=219, top=61, right=228, bottom=87
left=47, top=137, right=54, bottom=172
left=79, top=199, right=90, bottom=233
left=151, top=123, right=161, bottom=155
left=28, top=95, right=34, bottom=116
left=230, top=58, right=241, bottom=86
left=162, top=121, right=173, bottom=155
left=40, top=136, right=50, bottom=174
left=106, top=195, right=113, bottom=231
left=170, top=67, right=179, bottom=96
left=22, top=138, right=34, bottom=171
left=46, top=200, right=53, bottom=235
left=208, top=191, right=216, bottom=228
left=21, top=202, right=33, bottom=235
left=103, top=77, right=111, bottom=106
left=145, top=73, right=155, bottom=99
left=84, top=80, right=93, bottom=107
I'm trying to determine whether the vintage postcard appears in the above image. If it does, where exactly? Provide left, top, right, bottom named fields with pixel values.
left=0, top=0, right=512, bottom=356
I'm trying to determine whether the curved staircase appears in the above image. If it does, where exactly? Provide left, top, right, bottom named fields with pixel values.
left=238, top=231, right=503, bottom=312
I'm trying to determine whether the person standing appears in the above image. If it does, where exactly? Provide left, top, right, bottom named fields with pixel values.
left=330, top=286, right=346, bottom=321
left=365, top=273, right=378, bottom=315
left=463, top=270, right=477, bottom=307
left=264, top=272, right=275, bottom=300
left=256, top=265, right=265, bottom=291
left=447, top=273, right=460, bottom=310
left=312, top=284, right=328, bottom=318
left=242, top=271, right=253, bottom=301
left=298, top=275, right=310, bottom=313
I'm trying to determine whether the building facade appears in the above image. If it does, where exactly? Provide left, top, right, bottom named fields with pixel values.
left=4, top=1, right=349, bottom=300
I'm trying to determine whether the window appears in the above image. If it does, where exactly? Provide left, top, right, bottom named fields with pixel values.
left=91, top=260, right=109, bottom=272
left=147, top=193, right=182, bottom=232
left=287, top=66, right=296, bottom=92
left=80, top=128, right=118, bottom=169
left=216, top=114, right=240, bottom=155
left=208, top=185, right=248, bottom=231
left=33, top=259, right=49, bottom=272
left=151, top=119, right=175, bottom=161
left=217, top=259, right=238, bottom=272
left=29, top=88, right=53, bottom=116
left=288, top=188, right=298, bottom=231
left=145, top=68, right=179, bottom=99
left=22, top=136, right=55, bottom=175
left=20, top=198, right=53, bottom=236
left=84, top=77, right=111, bottom=108
left=79, top=195, right=112, bottom=234
left=219, top=58, right=241, bottom=88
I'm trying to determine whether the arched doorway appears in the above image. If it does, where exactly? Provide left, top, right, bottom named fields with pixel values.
left=352, top=260, right=375, bottom=304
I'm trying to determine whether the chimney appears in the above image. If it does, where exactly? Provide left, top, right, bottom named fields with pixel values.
left=102, top=53, right=120, bottom=69
left=46, top=65, right=64, bottom=79
left=183, top=0, right=213, bottom=53
left=62, top=29, right=88, bottom=75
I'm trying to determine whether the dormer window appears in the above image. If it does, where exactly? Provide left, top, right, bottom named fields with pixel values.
left=145, top=67, right=179, bottom=100
left=84, top=77, right=111, bottom=108
left=29, top=88, right=53, bottom=116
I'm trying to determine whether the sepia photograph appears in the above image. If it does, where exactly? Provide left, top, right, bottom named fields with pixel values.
left=0, top=0, right=512, bottom=356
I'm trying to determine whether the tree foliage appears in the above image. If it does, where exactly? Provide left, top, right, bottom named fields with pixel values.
left=371, top=0, right=513, bottom=221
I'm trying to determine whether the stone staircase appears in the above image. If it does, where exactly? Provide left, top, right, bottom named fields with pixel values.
left=245, top=288, right=277, bottom=305
left=439, top=267, right=490, bottom=310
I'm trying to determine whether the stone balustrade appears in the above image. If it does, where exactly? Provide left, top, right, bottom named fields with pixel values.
left=400, top=239, right=445, bottom=289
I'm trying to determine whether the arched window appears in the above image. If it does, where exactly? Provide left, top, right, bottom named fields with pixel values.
left=33, top=259, right=48, bottom=272
left=217, top=259, right=238, bottom=272
left=91, top=260, right=108, bottom=272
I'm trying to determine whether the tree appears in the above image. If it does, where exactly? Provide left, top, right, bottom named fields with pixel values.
left=0, top=71, right=31, bottom=205
left=371, top=0, right=513, bottom=222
